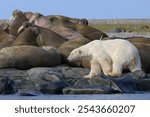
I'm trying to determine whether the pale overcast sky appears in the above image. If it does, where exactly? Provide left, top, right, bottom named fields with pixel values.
left=0, top=0, right=149, bottom=19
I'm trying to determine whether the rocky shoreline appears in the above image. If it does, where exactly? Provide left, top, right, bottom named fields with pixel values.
left=0, top=65, right=149, bottom=96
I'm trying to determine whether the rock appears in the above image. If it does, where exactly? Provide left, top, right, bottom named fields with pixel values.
left=0, top=66, right=149, bottom=95
left=89, top=76, right=121, bottom=91
left=74, top=76, right=121, bottom=92
left=111, top=73, right=138, bottom=93
left=0, top=77, right=17, bottom=94
left=0, top=69, right=28, bottom=80
left=63, top=85, right=119, bottom=94
left=74, top=78, right=90, bottom=87
left=18, top=90, right=42, bottom=96
left=15, top=79, right=35, bottom=92
left=57, top=66, right=89, bottom=86
left=132, top=70, right=146, bottom=80
left=27, top=67, right=65, bottom=86
left=107, top=32, right=150, bottom=39
left=0, top=69, right=35, bottom=93
left=137, top=78, right=150, bottom=91
left=39, top=81, right=67, bottom=94
left=109, top=28, right=126, bottom=33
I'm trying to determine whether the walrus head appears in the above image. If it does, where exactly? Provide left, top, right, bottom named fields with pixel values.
left=18, top=22, right=31, bottom=34
left=29, top=13, right=43, bottom=23
left=18, top=22, right=40, bottom=37
left=9, top=9, right=23, bottom=23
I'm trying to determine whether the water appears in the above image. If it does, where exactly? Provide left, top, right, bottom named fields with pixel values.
left=0, top=93, right=150, bottom=100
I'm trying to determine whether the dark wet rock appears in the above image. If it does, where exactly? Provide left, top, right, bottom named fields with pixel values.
left=18, top=90, right=42, bottom=96
left=74, top=78, right=90, bottom=87
left=39, top=81, right=68, bottom=94
left=0, top=77, right=17, bottom=94
left=88, top=76, right=121, bottom=91
left=74, top=76, right=121, bottom=92
left=15, top=79, right=35, bottom=92
left=0, top=69, right=28, bottom=80
left=0, top=67, right=149, bottom=95
left=27, top=67, right=65, bottom=86
left=137, top=78, right=150, bottom=91
left=57, top=66, right=89, bottom=86
left=111, top=73, right=138, bottom=93
left=0, top=69, right=34, bottom=93
left=63, top=85, right=120, bottom=94
left=132, top=70, right=146, bottom=80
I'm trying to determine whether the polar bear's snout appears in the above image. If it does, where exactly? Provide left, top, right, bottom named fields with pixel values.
left=67, top=56, right=72, bottom=61
left=67, top=54, right=76, bottom=62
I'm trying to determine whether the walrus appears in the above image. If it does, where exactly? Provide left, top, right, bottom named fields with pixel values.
left=66, top=23, right=108, bottom=40
left=47, top=15, right=89, bottom=25
left=0, top=46, right=62, bottom=69
left=23, top=11, right=34, bottom=20
left=133, top=43, right=150, bottom=73
left=11, top=26, right=38, bottom=46
left=49, top=17, right=108, bottom=40
left=29, top=15, right=88, bottom=40
left=58, top=37, right=91, bottom=67
left=128, top=37, right=150, bottom=44
left=30, top=15, right=107, bottom=41
left=0, top=24, right=16, bottom=49
left=9, top=9, right=28, bottom=36
left=18, top=22, right=66, bottom=48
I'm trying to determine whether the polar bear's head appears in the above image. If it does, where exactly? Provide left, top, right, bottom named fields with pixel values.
left=67, top=48, right=83, bottom=62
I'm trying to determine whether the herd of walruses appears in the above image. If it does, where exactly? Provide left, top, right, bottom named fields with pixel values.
left=0, top=9, right=150, bottom=76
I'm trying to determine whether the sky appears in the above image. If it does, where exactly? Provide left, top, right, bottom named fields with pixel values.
left=0, top=0, right=150, bottom=19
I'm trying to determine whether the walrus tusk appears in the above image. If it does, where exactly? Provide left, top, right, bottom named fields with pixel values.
left=39, top=34, right=43, bottom=42
left=18, top=26, right=25, bottom=34
left=9, top=16, right=14, bottom=23
left=29, top=14, right=36, bottom=23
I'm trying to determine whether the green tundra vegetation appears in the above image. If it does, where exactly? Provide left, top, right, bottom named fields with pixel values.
left=90, top=23, right=150, bottom=33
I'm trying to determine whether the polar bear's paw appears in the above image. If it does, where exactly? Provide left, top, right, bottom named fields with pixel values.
left=84, top=74, right=93, bottom=79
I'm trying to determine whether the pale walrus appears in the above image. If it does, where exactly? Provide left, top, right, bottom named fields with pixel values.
left=0, top=46, right=62, bottom=69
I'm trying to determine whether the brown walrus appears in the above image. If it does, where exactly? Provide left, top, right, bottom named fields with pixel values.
left=18, top=22, right=66, bottom=48
left=0, top=23, right=16, bottom=49
left=11, top=27, right=38, bottom=46
left=133, top=43, right=150, bottom=73
left=58, top=37, right=91, bottom=67
left=9, top=9, right=28, bottom=36
left=128, top=37, right=150, bottom=44
left=0, top=46, right=62, bottom=69
left=29, top=15, right=107, bottom=41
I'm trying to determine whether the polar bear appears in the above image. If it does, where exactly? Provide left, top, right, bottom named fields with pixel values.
left=67, top=39, right=142, bottom=78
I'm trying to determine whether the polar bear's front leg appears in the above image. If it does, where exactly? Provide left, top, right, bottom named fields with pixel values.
left=84, top=59, right=101, bottom=79
left=96, top=57, right=112, bottom=76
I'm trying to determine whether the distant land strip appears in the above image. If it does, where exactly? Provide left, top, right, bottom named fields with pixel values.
left=89, top=19, right=150, bottom=24
left=1, top=19, right=150, bottom=24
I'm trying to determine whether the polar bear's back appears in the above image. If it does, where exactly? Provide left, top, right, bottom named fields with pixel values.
left=102, top=39, right=140, bottom=69
left=101, top=39, right=138, bottom=56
